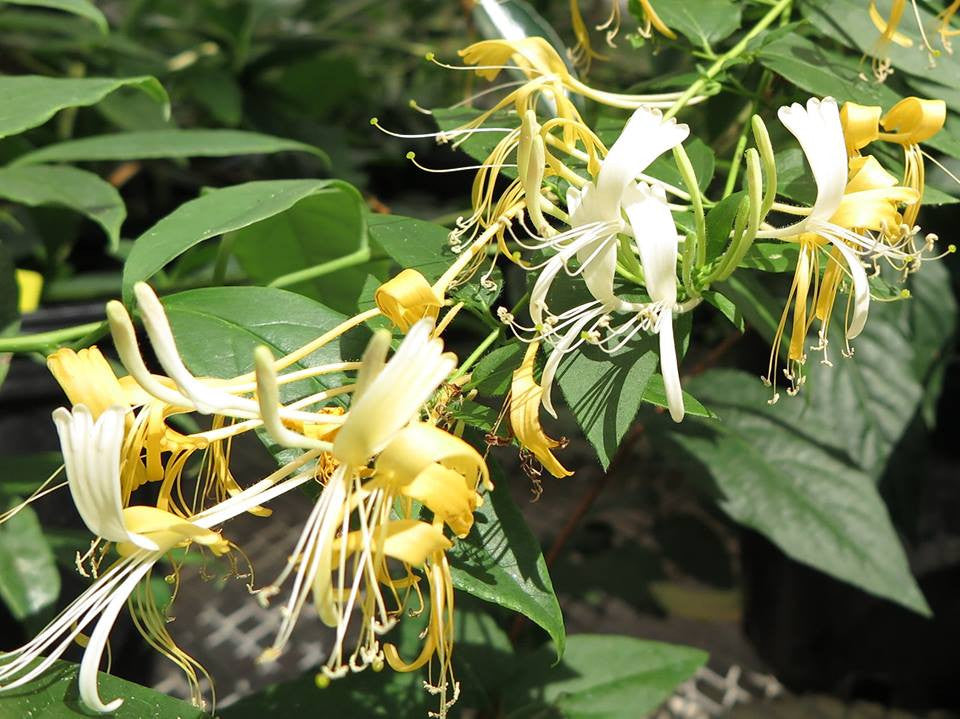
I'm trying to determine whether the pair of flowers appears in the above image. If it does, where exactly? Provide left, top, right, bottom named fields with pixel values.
left=0, top=283, right=486, bottom=718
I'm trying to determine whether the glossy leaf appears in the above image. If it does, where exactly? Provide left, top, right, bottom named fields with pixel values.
left=367, top=213, right=459, bottom=283
left=0, top=165, right=125, bottom=249
left=12, top=129, right=328, bottom=167
left=449, top=461, right=565, bottom=657
left=122, top=179, right=361, bottom=302
left=1, top=0, right=107, bottom=33
left=230, top=184, right=368, bottom=314
left=0, top=500, right=60, bottom=620
left=504, top=635, right=707, bottom=719
left=161, top=286, right=349, bottom=398
left=557, top=341, right=659, bottom=469
left=0, top=75, right=168, bottom=139
left=0, top=659, right=208, bottom=718
left=654, top=0, right=743, bottom=47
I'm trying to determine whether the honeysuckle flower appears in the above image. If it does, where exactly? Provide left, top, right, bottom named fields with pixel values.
left=510, top=342, right=573, bottom=477
left=256, top=319, right=487, bottom=716
left=0, top=404, right=313, bottom=713
left=757, top=96, right=936, bottom=397
left=15, top=268, right=42, bottom=313
left=867, top=0, right=959, bottom=76
left=506, top=108, right=689, bottom=418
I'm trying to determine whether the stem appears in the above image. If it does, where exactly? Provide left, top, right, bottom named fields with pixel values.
left=268, top=246, right=372, bottom=289
left=0, top=320, right=106, bottom=354
left=212, top=234, right=237, bottom=286
left=662, top=0, right=792, bottom=121
left=722, top=70, right=774, bottom=199
left=451, top=327, right=500, bottom=380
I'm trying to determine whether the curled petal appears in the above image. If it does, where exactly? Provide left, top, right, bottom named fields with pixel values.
left=375, top=269, right=443, bottom=332
left=880, top=97, right=946, bottom=145
left=510, top=342, right=573, bottom=477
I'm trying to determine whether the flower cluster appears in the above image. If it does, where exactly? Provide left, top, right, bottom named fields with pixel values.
left=0, top=281, right=485, bottom=717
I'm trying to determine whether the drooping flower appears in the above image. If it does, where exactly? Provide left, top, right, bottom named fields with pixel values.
left=375, top=268, right=444, bottom=331
left=757, top=96, right=932, bottom=398
left=506, top=107, right=689, bottom=419
left=0, top=404, right=311, bottom=713
left=509, top=342, right=573, bottom=477
left=254, top=319, right=487, bottom=716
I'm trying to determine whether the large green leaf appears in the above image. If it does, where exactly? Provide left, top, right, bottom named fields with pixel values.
left=230, top=184, right=368, bottom=314
left=161, top=286, right=348, bottom=399
left=122, top=179, right=361, bottom=302
left=669, top=369, right=930, bottom=616
left=0, top=75, right=168, bottom=139
left=504, top=635, right=707, bottom=719
left=449, top=461, right=565, bottom=657
left=1, top=0, right=107, bottom=32
left=0, top=243, right=19, bottom=387
left=0, top=659, right=208, bottom=718
left=0, top=499, right=60, bottom=620
left=11, top=129, right=328, bottom=167
left=557, top=341, right=659, bottom=469
left=366, top=213, right=454, bottom=283
left=0, top=165, right=125, bottom=249
left=652, top=0, right=743, bottom=47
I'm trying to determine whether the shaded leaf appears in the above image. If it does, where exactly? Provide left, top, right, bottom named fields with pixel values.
left=0, top=165, right=125, bottom=249
left=449, top=461, right=565, bottom=657
left=0, top=499, right=60, bottom=620
left=12, top=129, right=327, bottom=167
left=0, top=75, right=168, bottom=139
left=1, top=0, right=107, bottom=32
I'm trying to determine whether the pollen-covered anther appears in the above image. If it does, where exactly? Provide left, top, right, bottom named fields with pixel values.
left=497, top=307, right=514, bottom=324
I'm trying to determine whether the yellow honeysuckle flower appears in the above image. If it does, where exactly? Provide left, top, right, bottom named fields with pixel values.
left=758, top=97, right=925, bottom=398
left=841, top=96, right=945, bottom=229
left=375, top=268, right=444, bottom=331
left=940, top=0, right=960, bottom=48
left=509, top=342, right=572, bottom=478
left=14, top=269, right=42, bottom=313
left=254, top=319, right=487, bottom=716
left=867, top=0, right=960, bottom=76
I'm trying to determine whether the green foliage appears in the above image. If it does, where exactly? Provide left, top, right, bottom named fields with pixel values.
left=449, top=461, right=565, bottom=657
left=0, top=659, right=208, bottom=718
left=0, top=500, right=60, bottom=620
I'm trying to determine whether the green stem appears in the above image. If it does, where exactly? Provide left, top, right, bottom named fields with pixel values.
left=451, top=327, right=500, bottom=380
left=0, top=320, right=106, bottom=354
left=663, top=0, right=792, bottom=121
left=722, top=70, right=774, bottom=199
left=268, top=246, right=372, bottom=289
left=212, top=233, right=237, bottom=286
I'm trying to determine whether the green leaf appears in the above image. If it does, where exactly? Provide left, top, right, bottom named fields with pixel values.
left=704, top=191, right=745, bottom=261
left=653, top=0, right=743, bottom=47
left=757, top=33, right=902, bottom=107
left=0, top=0, right=107, bottom=33
left=0, top=75, right=168, bottom=139
left=161, top=286, right=348, bottom=398
left=366, top=213, right=455, bottom=282
left=798, top=0, right=960, bottom=94
left=449, top=461, right=565, bottom=657
left=229, top=183, right=368, bottom=314
left=467, top=342, right=526, bottom=396
left=0, top=165, right=125, bottom=249
left=668, top=369, right=930, bottom=615
left=739, top=241, right=800, bottom=272
left=557, top=341, right=659, bottom=469
left=0, top=499, right=60, bottom=620
left=11, top=130, right=328, bottom=167
left=504, top=635, right=707, bottom=719
left=0, top=452, right=63, bottom=499
left=122, top=179, right=361, bottom=302
left=0, top=659, right=208, bottom=718
left=642, top=374, right=715, bottom=419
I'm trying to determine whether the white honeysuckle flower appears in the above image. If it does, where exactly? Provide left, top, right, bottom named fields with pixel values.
left=757, top=97, right=878, bottom=343
left=1, top=405, right=311, bottom=713
left=517, top=108, right=688, bottom=417
left=332, top=318, right=456, bottom=466
left=523, top=108, right=688, bottom=327
left=623, top=182, right=684, bottom=422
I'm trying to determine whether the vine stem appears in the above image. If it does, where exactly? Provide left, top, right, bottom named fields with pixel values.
left=662, top=0, right=793, bottom=121
left=0, top=320, right=107, bottom=354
